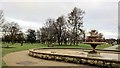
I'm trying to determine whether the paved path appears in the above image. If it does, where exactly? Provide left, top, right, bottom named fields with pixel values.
left=3, top=50, right=98, bottom=68
left=104, top=45, right=119, bottom=50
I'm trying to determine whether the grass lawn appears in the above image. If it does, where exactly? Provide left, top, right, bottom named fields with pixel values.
left=2, top=43, right=48, bottom=57
left=1, top=42, right=112, bottom=66
left=116, top=45, right=120, bottom=50
left=96, top=44, right=112, bottom=49
left=1, top=43, right=48, bottom=66
left=53, top=44, right=112, bottom=49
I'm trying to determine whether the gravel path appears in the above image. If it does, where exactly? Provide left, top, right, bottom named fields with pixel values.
left=3, top=50, right=98, bottom=68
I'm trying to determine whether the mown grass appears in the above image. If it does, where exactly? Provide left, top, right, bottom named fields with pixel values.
left=2, top=43, right=112, bottom=56
left=53, top=43, right=112, bottom=49
left=96, top=44, right=112, bottom=49
left=1, top=42, right=112, bottom=67
left=2, top=43, right=48, bottom=56
left=1, top=43, right=48, bottom=67
left=116, top=45, right=120, bottom=50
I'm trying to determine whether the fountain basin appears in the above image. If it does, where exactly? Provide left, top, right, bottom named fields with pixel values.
left=28, top=48, right=120, bottom=67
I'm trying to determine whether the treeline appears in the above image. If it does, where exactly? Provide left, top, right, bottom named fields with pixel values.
left=1, top=7, right=85, bottom=46
left=1, top=7, right=119, bottom=46
left=39, top=7, right=85, bottom=46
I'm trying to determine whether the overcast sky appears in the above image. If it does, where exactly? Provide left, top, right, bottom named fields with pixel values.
left=0, top=0, right=119, bottom=39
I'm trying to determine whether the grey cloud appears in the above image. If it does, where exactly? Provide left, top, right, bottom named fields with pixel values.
left=1, top=2, right=118, bottom=39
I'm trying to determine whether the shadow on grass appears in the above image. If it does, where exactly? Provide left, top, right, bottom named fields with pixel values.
left=2, top=46, right=16, bottom=48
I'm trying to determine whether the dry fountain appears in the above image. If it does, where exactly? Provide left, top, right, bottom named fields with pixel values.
left=28, top=30, right=120, bottom=67
left=83, top=30, right=106, bottom=56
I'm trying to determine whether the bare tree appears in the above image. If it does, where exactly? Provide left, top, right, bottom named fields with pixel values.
left=39, top=7, right=85, bottom=46
left=2, top=22, right=21, bottom=44
left=68, top=7, right=85, bottom=45
left=45, top=19, right=56, bottom=46
left=0, top=10, right=5, bottom=27
left=40, top=27, right=48, bottom=44
left=54, top=16, right=66, bottom=46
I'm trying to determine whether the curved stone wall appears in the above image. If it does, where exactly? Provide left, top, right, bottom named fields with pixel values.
left=28, top=48, right=120, bottom=67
